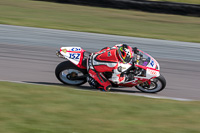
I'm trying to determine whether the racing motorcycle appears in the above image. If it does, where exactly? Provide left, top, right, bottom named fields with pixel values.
left=55, top=46, right=166, bottom=93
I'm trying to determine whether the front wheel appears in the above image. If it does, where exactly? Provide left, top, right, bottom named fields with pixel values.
left=135, top=74, right=166, bottom=93
left=55, top=61, right=87, bottom=86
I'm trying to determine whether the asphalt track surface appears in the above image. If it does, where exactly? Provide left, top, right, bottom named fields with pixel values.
left=0, top=24, right=200, bottom=101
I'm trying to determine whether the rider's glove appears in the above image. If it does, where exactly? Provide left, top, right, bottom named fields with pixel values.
left=132, top=47, right=139, bottom=54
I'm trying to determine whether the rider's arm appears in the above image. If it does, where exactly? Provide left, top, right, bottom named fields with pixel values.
left=132, top=47, right=139, bottom=54
left=109, top=62, right=133, bottom=84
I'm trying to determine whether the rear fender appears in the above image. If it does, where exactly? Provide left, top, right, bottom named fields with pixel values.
left=60, top=47, right=86, bottom=69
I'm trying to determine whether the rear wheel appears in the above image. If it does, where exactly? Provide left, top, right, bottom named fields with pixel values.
left=55, top=61, right=87, bottom=86
left=135, top=74, right=166, bottom=93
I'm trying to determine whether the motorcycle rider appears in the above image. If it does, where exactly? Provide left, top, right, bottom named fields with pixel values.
left=87, top=44, right=138, bottom=91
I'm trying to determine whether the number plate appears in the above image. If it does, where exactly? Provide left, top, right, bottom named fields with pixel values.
left=69, top=53, right=80, bottom=59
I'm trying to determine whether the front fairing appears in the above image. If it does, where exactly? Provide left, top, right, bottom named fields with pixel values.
left=116, top=49, right=161, bottom=87
left=134, top=49, right=160, bottom=81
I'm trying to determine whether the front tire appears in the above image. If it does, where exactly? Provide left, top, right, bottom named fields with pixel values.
left=135, top=74, right=166, bottom=93
left=55, top=61, right=87, bottom=86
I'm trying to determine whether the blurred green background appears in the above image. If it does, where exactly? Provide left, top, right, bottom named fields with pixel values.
left=0, top=0, right=200, bottom=42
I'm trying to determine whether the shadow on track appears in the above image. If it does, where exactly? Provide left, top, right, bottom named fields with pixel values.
left=23, top=81, right=63, bottom=86
left=23, top=81, right=142, bottom=93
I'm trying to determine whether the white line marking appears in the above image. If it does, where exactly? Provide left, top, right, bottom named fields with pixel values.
left=129, top=93, right=194, bottom=101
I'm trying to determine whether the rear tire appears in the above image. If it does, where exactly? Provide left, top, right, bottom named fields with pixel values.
left=55, top=61, right=87, bottom=86
left=135, top=74, right=166, bottom=93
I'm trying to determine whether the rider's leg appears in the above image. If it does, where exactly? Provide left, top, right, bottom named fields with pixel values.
left=88, top=69, right=111, bottom=91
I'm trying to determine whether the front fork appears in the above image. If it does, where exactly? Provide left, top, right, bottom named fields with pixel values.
left=147, top=80, right=152, bottom=86
left=141, top=78, right=154, bottom=88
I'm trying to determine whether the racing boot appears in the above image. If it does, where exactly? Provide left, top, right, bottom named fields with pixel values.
left=88, top=69, right=112, bottom=91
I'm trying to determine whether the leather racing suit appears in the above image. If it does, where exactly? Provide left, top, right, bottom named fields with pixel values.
left=87, top=44, right=136, bottom=91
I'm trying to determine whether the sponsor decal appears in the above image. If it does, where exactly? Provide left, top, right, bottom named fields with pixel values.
left=137, top=80, right=143, bottom=84
left=150, top=60, right=154, bottom=67
left=117, top=66, right=122, bottom=72
left=149, top=69, right=157, bottom=75
left=71, top=48, right=81, bottom=51
left=108, top=51, right=111, bottom=57
left=62, top=49, right=67, bottom=53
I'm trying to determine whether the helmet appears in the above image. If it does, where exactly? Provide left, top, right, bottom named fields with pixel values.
left=117, top=44, right=133, bottom=63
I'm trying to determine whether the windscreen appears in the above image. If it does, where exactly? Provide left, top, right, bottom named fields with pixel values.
left=136, top=51, right=151, bottom=66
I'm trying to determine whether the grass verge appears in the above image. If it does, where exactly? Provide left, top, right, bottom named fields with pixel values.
left=0, top=0, right=200, bottom=43
left=0, top=81, right=200, bottom=133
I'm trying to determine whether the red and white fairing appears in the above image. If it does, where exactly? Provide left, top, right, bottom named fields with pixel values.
left=119, top=49, right=160, bottom=87
left=139, top=50, right=160, bottom=79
